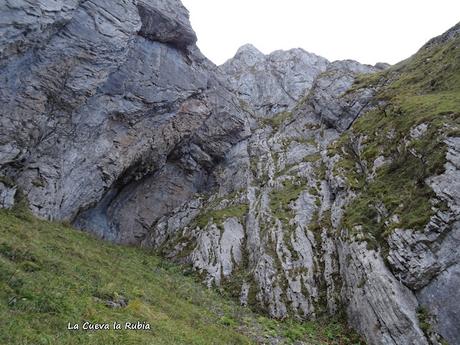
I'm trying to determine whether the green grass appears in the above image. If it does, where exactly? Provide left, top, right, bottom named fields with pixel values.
left=0, top=209, right=362, bottom=345
left=193, top=203, right=249, bottom=229
left=333, top=27, right=460, bottom=245
left=260, top=111, right=293, bottom=131
left=269, top=178, right=307, bottom=224
left=0, top=210, right=251, bottom=345
left=416, top=306, right=432, bottom=335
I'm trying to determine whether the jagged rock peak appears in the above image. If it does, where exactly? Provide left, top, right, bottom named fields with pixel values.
left=220, top=45, right=330, bottom=116
left=423, top=21, right=460, bottom=49
left=328, top=59, right=376, bottom=73
left=137, top=0, right=197, bottom=48
left=224, top=44, right=329, bottom=69
left=235, top=43, right=264, bottom=56
left=221, top=44, right=265, bottom=70
left=1, top=2, right=459, bottom=345
left=374, top=62, right=391, bottom=70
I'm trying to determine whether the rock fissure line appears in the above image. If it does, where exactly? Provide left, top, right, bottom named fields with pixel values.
left=1, top=2, right=459, bottom=345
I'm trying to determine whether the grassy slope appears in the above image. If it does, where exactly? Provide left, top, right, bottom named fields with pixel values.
left=0, top=209, right=361, bottom=345
left=333, top=24, right=460, bottom=246
left=4, top=24, right=455, bottom=345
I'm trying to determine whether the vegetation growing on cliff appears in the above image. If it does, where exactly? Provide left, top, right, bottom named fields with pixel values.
left=260, top=111, right=293, bottom=131
left=0, top=209, right=362, bottom=345
left=336, top=28, right=460, bottom=244
left=193, top=203, right=249, bottom=229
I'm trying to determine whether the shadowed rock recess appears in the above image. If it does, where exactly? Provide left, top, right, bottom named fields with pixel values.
left=0, top=1, right=459, bottom=344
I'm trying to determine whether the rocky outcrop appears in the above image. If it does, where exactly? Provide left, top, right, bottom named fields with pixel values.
left=337, top=240, right=428, bottom=345
left=150, top=56, right=384, bottom=325
left=220, top=44, right=329, bottom=116
left=1, top=2, right=459, bottom=345
left=0, top=0, right=249, bottom=238
left=136, top=0, right=197, bottom=48
left=0, top=180, right=16, bottom=209
left=308, top=60, right=377, bottom=131
left=387, top=137, right=460, bottom=344
left=0, top=0, right=82, bottom=65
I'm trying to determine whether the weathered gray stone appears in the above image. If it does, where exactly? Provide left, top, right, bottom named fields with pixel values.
left=0, top=181, right=16, bottom=209
left=418, top=261, right=460, bottom=345
left=1, top=2, right=459, bottom=345
left=308, top=60, right=379, bottom=131
left=0, top=0, right=81, bottom=65
left=221, top=45, right=329, bottom=116
left=137, top=0, right=197, bottom=48
left=190, top=217, right=245, bottom=285
left=338, top=240, right=428, bottom=345
left=386, top=137, right=460, bottom=344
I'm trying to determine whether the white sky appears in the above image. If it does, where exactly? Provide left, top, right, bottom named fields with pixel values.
left=181, top=0, right=460, bottom=66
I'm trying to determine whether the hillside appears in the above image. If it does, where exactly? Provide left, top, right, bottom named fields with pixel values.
left=0, top=208, right=361, bottom=345
left=0, top=1, right=459, bottom=344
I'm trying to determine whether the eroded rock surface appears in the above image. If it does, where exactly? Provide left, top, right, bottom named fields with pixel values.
left=1, top=2, right=459, bottom=345
left=0, top=0, right=249, bottom=234
left=220, top=44, right=329, bottom=116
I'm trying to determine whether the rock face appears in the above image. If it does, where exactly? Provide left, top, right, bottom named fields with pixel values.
left=0, top=0, right=249, bottom=236
left=1, top=2, right=459, bottom=345
left=392, top=137, right=460, bottom=344
left=220, top=44, right=329, bottom=116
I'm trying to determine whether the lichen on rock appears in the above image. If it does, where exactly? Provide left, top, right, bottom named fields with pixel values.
left=1, top=2, right=459, bottom=344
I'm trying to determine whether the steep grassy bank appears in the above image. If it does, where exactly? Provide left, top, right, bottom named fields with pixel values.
left=334, top=24, right=460, bottom=246
left=0, top=209, right=361, bottom=345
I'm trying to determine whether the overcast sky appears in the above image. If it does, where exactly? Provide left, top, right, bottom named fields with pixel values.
left=181, top=0, right=460, bottom=66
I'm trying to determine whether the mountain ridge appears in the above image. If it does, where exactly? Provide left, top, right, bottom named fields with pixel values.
left=0, top=1, right=459, bottom=344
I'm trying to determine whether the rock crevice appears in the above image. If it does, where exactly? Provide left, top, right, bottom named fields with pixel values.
left=1, top=2, right=459, bottom=345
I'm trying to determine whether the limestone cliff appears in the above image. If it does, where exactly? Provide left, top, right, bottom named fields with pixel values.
left=1, top=1, right=459, bottom=344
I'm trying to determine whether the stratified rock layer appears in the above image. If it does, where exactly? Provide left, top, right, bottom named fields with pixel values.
left=1, top=2, right=459, bottom=345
